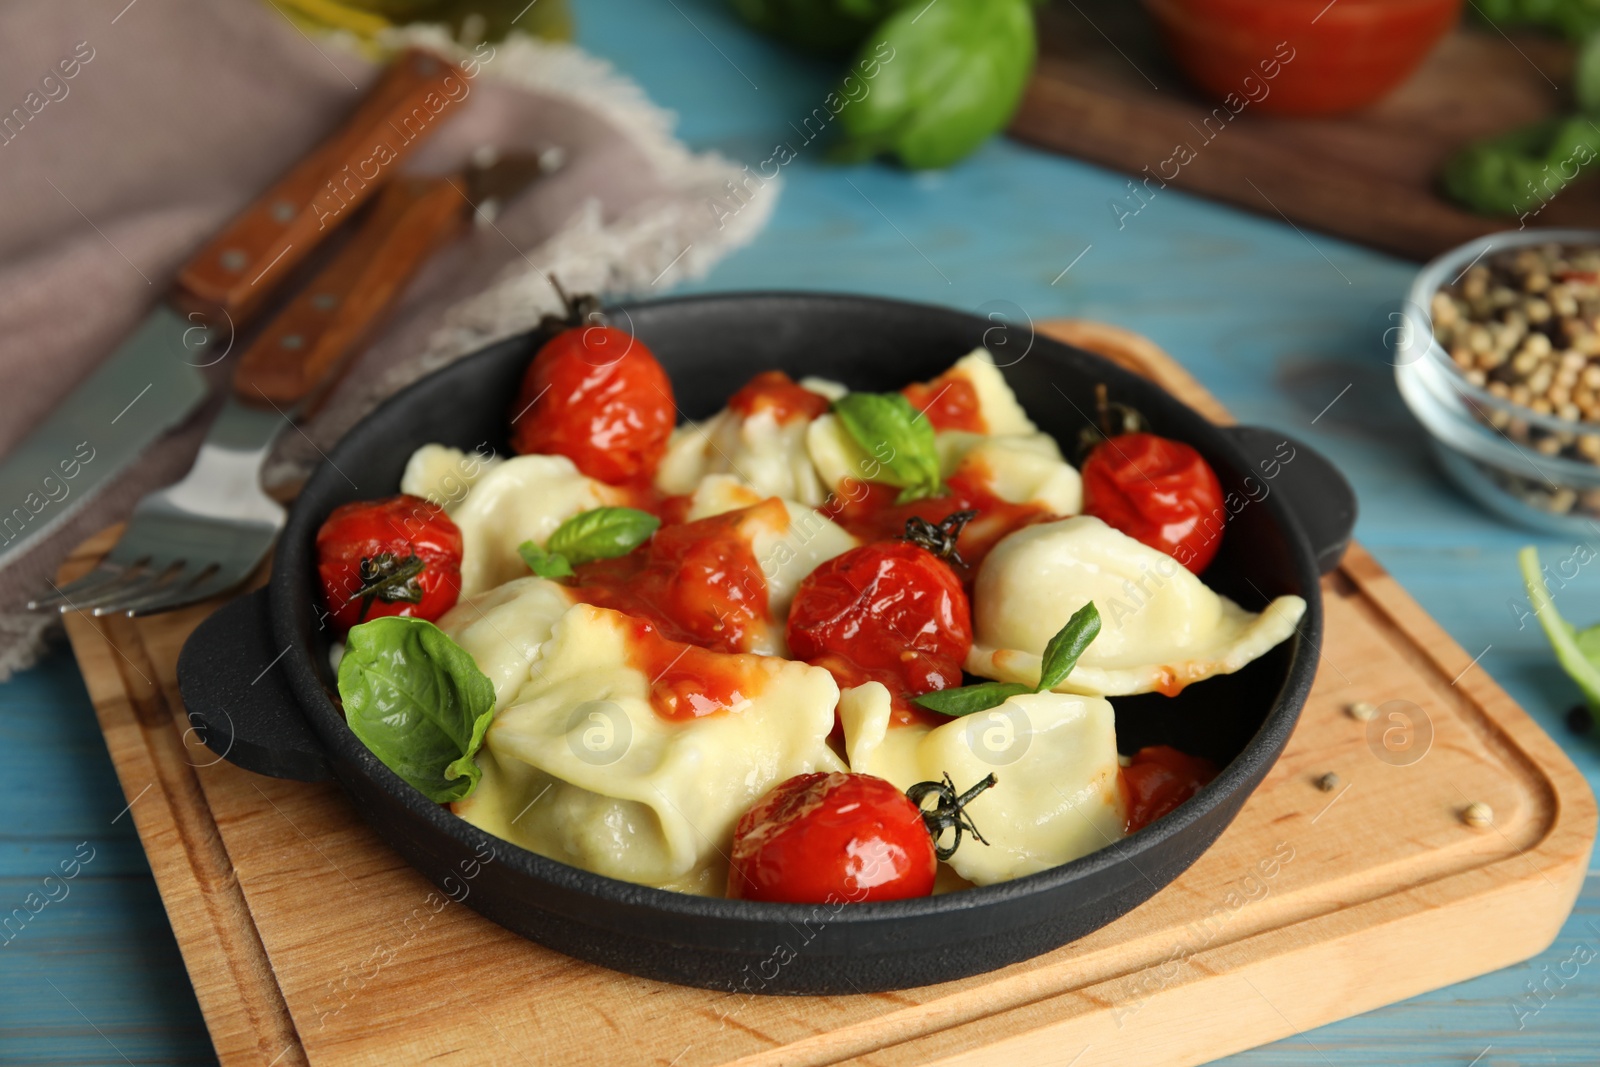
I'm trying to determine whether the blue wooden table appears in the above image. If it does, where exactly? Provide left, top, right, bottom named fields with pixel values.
left=4, top=1, right=1597, bottom=1063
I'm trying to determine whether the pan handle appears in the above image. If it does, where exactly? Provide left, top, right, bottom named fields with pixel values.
left=1219, top=425, right=1357, bottom=576
left=177, top=588, right=334, bottom=782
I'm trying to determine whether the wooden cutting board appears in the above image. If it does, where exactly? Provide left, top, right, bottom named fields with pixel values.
left=61, top=321, right=1595, bottom=1067
left=1010, top=7, right=1596, bottom=261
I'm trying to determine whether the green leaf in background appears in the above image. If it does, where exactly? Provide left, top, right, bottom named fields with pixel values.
left=912, top=681, right=1033, bottom=717
left=518, top=540, right=575, bottom=579
left=1577, top=29, right=1600, bottom=113
left=832, top=392, right=944, bottom=502
left=547, top=506, right=660, bottom=566
left=1472, top=0, right=1600, bottom=41
left=1519, top=546, right=1600, bottom=712
left=1440, top=114, right=1600, bottom=217
left=834, top=0, right=1036, bottom=169
left=914, top=601, right=1101, bottom=716
left=338, top=616, right=497, bottom=803
left=1037, top=602, right=1102, bottom=692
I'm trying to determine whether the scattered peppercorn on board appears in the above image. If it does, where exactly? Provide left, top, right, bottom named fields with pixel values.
left=60, top=322, right=1595, bottom=1067
left=1011, top=10, right=1596, bottom=261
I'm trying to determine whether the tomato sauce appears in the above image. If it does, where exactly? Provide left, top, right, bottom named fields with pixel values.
left=828, top=471, right=1051, bottom=576
left=902, top=373, right=983, bottom=432
left=1120, top=746, right=1217, bottom=833
left=570, top=500, right=781, bottom=656
left=617, top=613, right=764, bottom=721
left=728, top=371, right=831, bottom=424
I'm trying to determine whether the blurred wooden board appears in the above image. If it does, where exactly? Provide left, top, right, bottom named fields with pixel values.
left=1011, top=7, right=1594, bottom=261
left=61, top=321, right=1595, bottom=1066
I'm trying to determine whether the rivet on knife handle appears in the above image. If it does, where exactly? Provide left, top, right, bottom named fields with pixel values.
left=232, top=175, right=465, bottom=409
left=175, top=48, right=469, bottom=325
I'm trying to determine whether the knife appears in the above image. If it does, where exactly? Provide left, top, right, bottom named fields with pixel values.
left=0, top=48, right=468, bottom=569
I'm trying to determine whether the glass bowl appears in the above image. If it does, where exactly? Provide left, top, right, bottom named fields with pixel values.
left=1395, top=228, right=1600, bottom=535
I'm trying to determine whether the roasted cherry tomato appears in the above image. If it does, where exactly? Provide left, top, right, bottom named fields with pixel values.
left=315, top=495, right=463, bottom=632
left=728, top=772, right=936, bottom=903
left=785, top=538, right=972, bottom=720
left=1121, top=745, right=1218, bottom=834
left=1081, top=432, right=1225, bottom=573
left=510, top=324, right=675, bottom=485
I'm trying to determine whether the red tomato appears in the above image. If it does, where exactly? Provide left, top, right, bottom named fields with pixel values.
left=1081, top=432, right=1225, bottom=574
left=786, top=541, right=972, bottom=723
left=510, top=325, right=675, bottom=485
left=1121, top=746, right=1218, bottom=834
left=1144, top=0, right=1459, bottom=117
left=572, top=500, right=778, bottom=655
left=315, top=495, right=463, bottom=633
left=728, top=772, right=936, bottom=903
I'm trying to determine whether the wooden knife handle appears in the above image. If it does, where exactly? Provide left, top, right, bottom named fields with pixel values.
left=232, top=175, right=465, bottom=408
left=176, top=48, right=468, bottom=324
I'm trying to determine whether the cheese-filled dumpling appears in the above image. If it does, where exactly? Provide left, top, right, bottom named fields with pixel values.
left=967, top=516, right=1306, bottom=696
left=941, top=433, right=1082, bottom=515
left=655, top=373, right=843, bottom=507
left=452, top=604, right=844, bottom=895
left=436, top=577, right=574, bottom=712
left=445, top=454, right=630, bottom=596
left=839, top=682, right=1125, bottom=885
left=918, top=348, right=1039, bottom=436
left=807, top=348, right=1059, bottom=501
left=399, top=444, right=503, bottom=509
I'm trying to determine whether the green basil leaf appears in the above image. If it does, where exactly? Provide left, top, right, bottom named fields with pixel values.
left=1037, top=602, right=1101, bottom=692
left=832, top=392, right=943, bottom=500
left=518, top=539, right=574, bottom=579
left=546, top=506, right=660, bottom=566
left=913, top=681, right=1033, bottom=717
left=835, top=0, right=1036, bottom=169
left=1520, top=546, right=1600, bottom=711
left=338, top=616, right=497, bottom=803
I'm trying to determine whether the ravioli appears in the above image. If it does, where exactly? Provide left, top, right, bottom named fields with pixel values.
left=966, top=516, right=1306, bottom=696
left=399, top=444, right=502, bottom=508
left=436, top=577, right=575, bottom=712
left=452, top=604, right=844, bottom=895
left=943, top=433, right=1083, bottom=514
left=839, top=682, right=1126, bottom=885
left=445, top=454, right=629, bottom=597
left=654, top=378, right=844, bottom=506
left=929, top=349, right=1039, bottom=435
left=806, top=348, right=1068, bottom=505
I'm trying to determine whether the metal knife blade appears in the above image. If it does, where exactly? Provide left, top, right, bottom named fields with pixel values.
left=0, top=48, right=467, bottom=573
left=0, top=307, right=209, bottom=566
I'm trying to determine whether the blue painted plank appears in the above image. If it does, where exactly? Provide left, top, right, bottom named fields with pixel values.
left=2, top=0, right=1596, bottom=1062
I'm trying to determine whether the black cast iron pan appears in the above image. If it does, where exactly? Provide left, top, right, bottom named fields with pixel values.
left=177, top=292, right=1355, bottom=994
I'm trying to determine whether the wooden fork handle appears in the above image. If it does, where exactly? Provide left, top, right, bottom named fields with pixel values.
left=232, top=175, right=465, bottom=408
left=175, top=48, right=468, bottom=324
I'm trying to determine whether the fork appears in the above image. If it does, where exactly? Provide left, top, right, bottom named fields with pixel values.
left=31, top=173, right=474, bottom=618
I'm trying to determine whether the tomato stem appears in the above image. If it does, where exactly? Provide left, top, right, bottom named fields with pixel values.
left=907, top=772, right=997, bottom=861
left=902, top=510, right=977, bottom=566
left=1076, top=383, right=1151, bottom=462
left=353, top=552, right=426, bottom=621
left=543, top=274, right=604, bottom=331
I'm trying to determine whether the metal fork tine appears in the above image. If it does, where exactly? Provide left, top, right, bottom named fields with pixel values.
left=92, top=561, right=189, bottom=617
left=30, top=396, right=289, bottom=621
left=66, top=570, right=169, bottom=615
left=30, top=563, right=147, bottom=612
left=115, top=565, right=230, bottom=618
